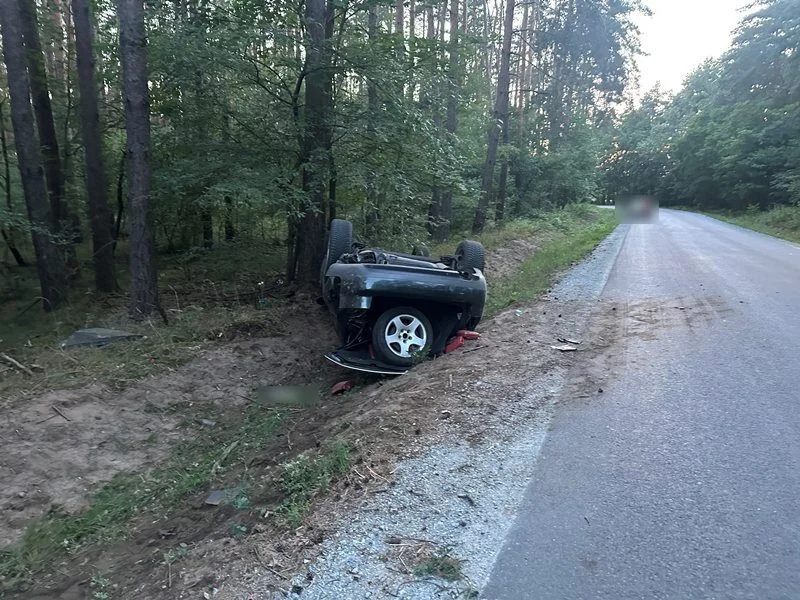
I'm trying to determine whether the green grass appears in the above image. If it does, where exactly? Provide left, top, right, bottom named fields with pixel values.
left=0, top=398, right=288, bottom=590
left=689, top=204, right=800, bottom=244
left=412, top=548, right=464, bottom=581
left=0, top=303, right=287, bottom=400
left=431, top=203, right=605, bottom=255
left=279, top=442, right=351, bottom=529
left=0, top=239, right=290, bottom=400
left=483, top=208, right=616, bottom=316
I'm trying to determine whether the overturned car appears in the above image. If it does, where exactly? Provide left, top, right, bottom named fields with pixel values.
left=320, top=219, right=487, bottom=374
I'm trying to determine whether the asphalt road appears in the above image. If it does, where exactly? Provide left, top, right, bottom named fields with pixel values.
left=482, top=209, right=800, bottom=600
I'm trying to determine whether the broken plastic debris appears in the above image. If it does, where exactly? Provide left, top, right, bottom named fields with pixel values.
left=205, top=490, right=226, bottom=506
left=330, top=380, right=355, bottom=395
left=456, top=330, right=481, bottom=340
left=59, top=327, right=142, bottom=348
left=444, top=335, right=465, bottom=353
left=551, top=344, right=578, bottom=352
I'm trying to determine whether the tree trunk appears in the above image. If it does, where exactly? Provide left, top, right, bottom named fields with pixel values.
left=426, top=2, right=442, bottom=238
left=113, top=148, right=125, bottom=254
left=437, top=0, right=446, bottom=40
left=0, top=97, right=27, bottom=266
left=408, top=0, right=415, bottom=40
left=73, top=0, right=117, bottom=293
left=434, top=0, right=459, bottom=242
left=117, top=0, right=160, bottom=319
left=495, top=118, right=509, bottom=222
left=395, top=0, right=404, bottom=40
left=201, top=209, right=213, bottom=248
left=1, top=0, right=67, bottom=309
left=224, top=196, right=235, bottom=240
left=290, top=0, right=333, bottom=286
left=472, top=0, right=515, bottom=233
left=18, top=0, right=73, bottom=243
left=365, top=4, right=379, bottom=237
left=221, top=96, right=235, bottom=240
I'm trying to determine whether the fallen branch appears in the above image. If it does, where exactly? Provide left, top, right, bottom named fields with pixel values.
left=0, top=353, right=34, bottom=376
left=211, top=440, right=240, bottom=475
left=51, top=405, right=71, bottom=421
left=460, top=345, right=488, bottom=355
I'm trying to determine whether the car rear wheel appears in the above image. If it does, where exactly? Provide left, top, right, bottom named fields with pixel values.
left=372, top=306, right=433, bottom=367
left=412, top=244, right=430, bottom=257
left=455, top=240, right=485, bottom=272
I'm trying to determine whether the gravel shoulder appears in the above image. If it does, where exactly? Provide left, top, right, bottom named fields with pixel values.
left=224, top=225, right=629, bottom=600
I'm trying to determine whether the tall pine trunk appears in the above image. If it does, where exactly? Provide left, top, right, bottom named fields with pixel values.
left=472, top=0, right=515, bottom=233
left=495, top=117, right=509, bottom=221
left=1, top=0, right=67, bottom=310
left=434, top=0, right=460, bottom=242
left=291, top=0, right=333, bottom=285
left=0, top=96, right=27, bottom=266
left=364, top=4, right=379, bottom=238
left=117, top=0, right=159, bottom=318
left=73, top=0, right=117, bottom=293
left=19, top=0, right=79, bottom=271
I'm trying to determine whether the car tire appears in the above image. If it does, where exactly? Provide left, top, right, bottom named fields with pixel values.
left=372, top=306, right=433, bottom=367
left=320, top=219, right=353, bottom=290
left=455, top=240, right=485, bottom=272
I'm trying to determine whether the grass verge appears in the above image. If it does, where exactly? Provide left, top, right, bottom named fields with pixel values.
left=687, top=205, right=800, bottom=244
left=279, top=443, right=351, bottom=529
left=431, top=203, right=606, bottom=255
left=484, top=209, right=617, bottom=316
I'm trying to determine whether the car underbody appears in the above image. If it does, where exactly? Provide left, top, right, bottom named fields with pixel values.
left=320, top=219, right=488, bottom=374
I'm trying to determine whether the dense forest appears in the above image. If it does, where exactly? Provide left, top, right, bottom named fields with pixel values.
left=602, top=0, right=800, bottom=211
left=0, top=0, right=644, bottom=316
left=1, top=0, right=798, bottom=320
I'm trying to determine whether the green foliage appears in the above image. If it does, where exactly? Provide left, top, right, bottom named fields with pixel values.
left=412, top=547, right=463, bottom=581
left=279, top=443, right=351, bottom=529
left=601, top=0, right=800, bottom=210
left=90, top=575, right=111, bottom=600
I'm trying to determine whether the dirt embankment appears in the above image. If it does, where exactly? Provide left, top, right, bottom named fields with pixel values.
left=1, top=235, right=570, bottom=600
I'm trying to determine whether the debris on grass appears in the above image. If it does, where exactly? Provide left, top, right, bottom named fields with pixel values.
left=204, top=490, right=226, bottom=506
left=330, top=380, right=355, bottom=395
left=59, top=328, right=142, bottom=348
left=0, top=353, right=34, bottom=376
